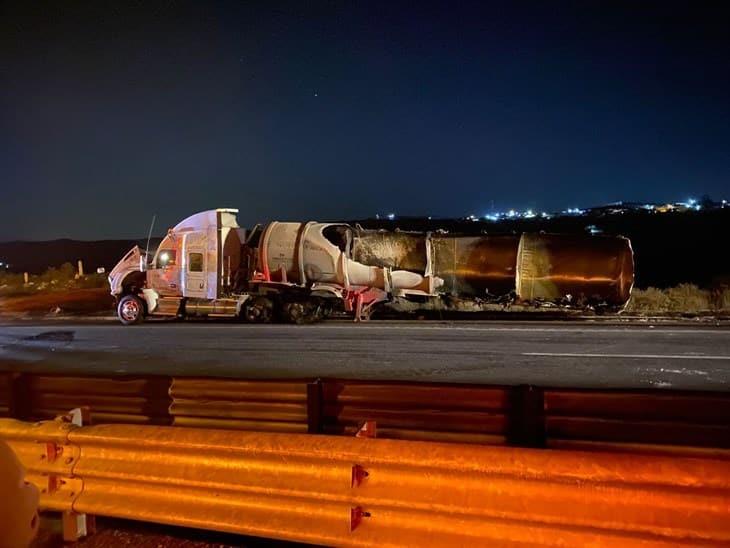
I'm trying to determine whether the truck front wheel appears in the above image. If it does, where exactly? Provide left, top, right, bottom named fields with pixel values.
left=117, top=294, right=145, bottom=325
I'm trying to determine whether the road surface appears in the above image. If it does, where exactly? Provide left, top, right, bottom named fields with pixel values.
left=1, top=321, right=729, bottom=390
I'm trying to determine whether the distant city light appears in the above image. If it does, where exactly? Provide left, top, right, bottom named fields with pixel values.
left=386, top=213, right=396, bottom=220
left=465, top=197, right=720, bottom=223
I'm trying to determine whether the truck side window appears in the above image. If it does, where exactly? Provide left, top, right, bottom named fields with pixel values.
left=189, top=252, right=204, bottom=272
left=156, top=250, right=176, bottom=268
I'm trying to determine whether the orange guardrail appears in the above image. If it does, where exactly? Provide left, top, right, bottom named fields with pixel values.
left=0, top=417, right=80, bottom=513
left=319, top=381, right=510, bottom=444
left=1, top=416, right=729, bottom=546
left=169, top=378, right=307, bottom=432
left=544, top=389, right=730, bottom=448
left=3, top=373, right=171, bottom=425
left=1, top=372, right=729, bottom=455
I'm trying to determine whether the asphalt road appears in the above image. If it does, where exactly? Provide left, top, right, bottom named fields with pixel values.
left=1, top=320, right=729, bottom=390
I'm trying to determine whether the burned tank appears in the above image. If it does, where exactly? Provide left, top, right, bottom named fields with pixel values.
left=352, top=229, right=634, bottom=311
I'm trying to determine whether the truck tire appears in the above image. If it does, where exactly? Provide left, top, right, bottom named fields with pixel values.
left=242, top=297, right=273, bottom=323
left=117, top=294, right=145, bottom=325
left=282, top=302, right=307, bottom=324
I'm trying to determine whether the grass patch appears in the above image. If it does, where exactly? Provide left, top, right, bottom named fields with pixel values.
left=626, top=284, right=729, bottom=314
left=665, top=283, right=711, bottom=313
left=624, top=287, right=670, bottom=313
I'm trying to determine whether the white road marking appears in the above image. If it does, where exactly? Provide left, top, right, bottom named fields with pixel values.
left=523, top=352, right=730, bottom=360
left=659, top=368, right=708, bottom=376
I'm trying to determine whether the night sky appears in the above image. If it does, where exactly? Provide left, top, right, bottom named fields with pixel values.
left=2, top=1, right=728, bottom=240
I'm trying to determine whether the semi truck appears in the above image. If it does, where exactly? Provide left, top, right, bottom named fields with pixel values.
left=108, top=209, right=440, bottom=324
left=108, top=208, right=634, bottom=324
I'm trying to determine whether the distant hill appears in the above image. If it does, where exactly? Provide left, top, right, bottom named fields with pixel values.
left=0, top=238, right=162, bottom=275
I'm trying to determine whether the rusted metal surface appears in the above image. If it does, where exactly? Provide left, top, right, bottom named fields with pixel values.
left=352, top=231, right=521, bottom=297
left=2, top=418, right=730, bottom=546
left=516, top=233, right=634, bottom=306
left=353, top=229, right=634, bottom=307
left=351, top=231, right=429, bottom=273
left=432, top=234, right=521, bottom=297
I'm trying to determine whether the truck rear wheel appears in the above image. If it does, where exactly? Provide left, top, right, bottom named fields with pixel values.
left=282, top=302, right=307, bottom=324
left=117, top=294, right=145, bottom=325
left=242, top=297, right=273, bottom=323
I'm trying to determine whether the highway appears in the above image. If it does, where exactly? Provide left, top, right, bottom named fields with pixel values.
left=1, top=320, right=729, bottom=390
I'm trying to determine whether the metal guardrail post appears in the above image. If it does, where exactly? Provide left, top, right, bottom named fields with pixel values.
left=507, top=384, right=546, bottom=448
left=9, top=373, right=32, bottom=421
left=306, top=378, right=324, bottom=433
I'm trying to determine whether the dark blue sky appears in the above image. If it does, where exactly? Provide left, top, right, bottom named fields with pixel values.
left=2, top=1, right=728, bottom=239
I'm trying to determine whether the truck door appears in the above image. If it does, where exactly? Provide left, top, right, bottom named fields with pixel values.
left=184, top=247, right=207, bottom=298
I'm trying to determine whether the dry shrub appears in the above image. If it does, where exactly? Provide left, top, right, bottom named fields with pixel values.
left=75, top=273, right=108, bottom=289
left=665, top=283, right=711, bottom=313
left=625, top=287, right=670, bottom=313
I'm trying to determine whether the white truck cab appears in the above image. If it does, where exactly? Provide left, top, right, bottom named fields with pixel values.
left=109, top=208, right=249, bottom=324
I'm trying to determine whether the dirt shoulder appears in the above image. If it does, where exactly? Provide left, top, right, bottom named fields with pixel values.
left=0, top=288, right=113, bottom=318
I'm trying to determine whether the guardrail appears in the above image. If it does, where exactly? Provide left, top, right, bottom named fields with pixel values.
left=1, top=417, right=729, bottom=546
left=170, top=378, right=307, bottom=432
left=1, top=372, right=728, bottom=455
left=7, top=373, right=172, bottom=425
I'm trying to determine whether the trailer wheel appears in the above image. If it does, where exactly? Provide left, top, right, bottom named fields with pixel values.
left=117, top=294, right=145, bottom=325
left=242, top=297, right=273, bottom=323
left=282, top=302, right=307, bottom=324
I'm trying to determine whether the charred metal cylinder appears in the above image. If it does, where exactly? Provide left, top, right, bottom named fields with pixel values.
left=431, top=235, right=520, bottom=297
left=352, top=229, right=634, bottom=308
left=516, top=233, right=633, bottom=306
